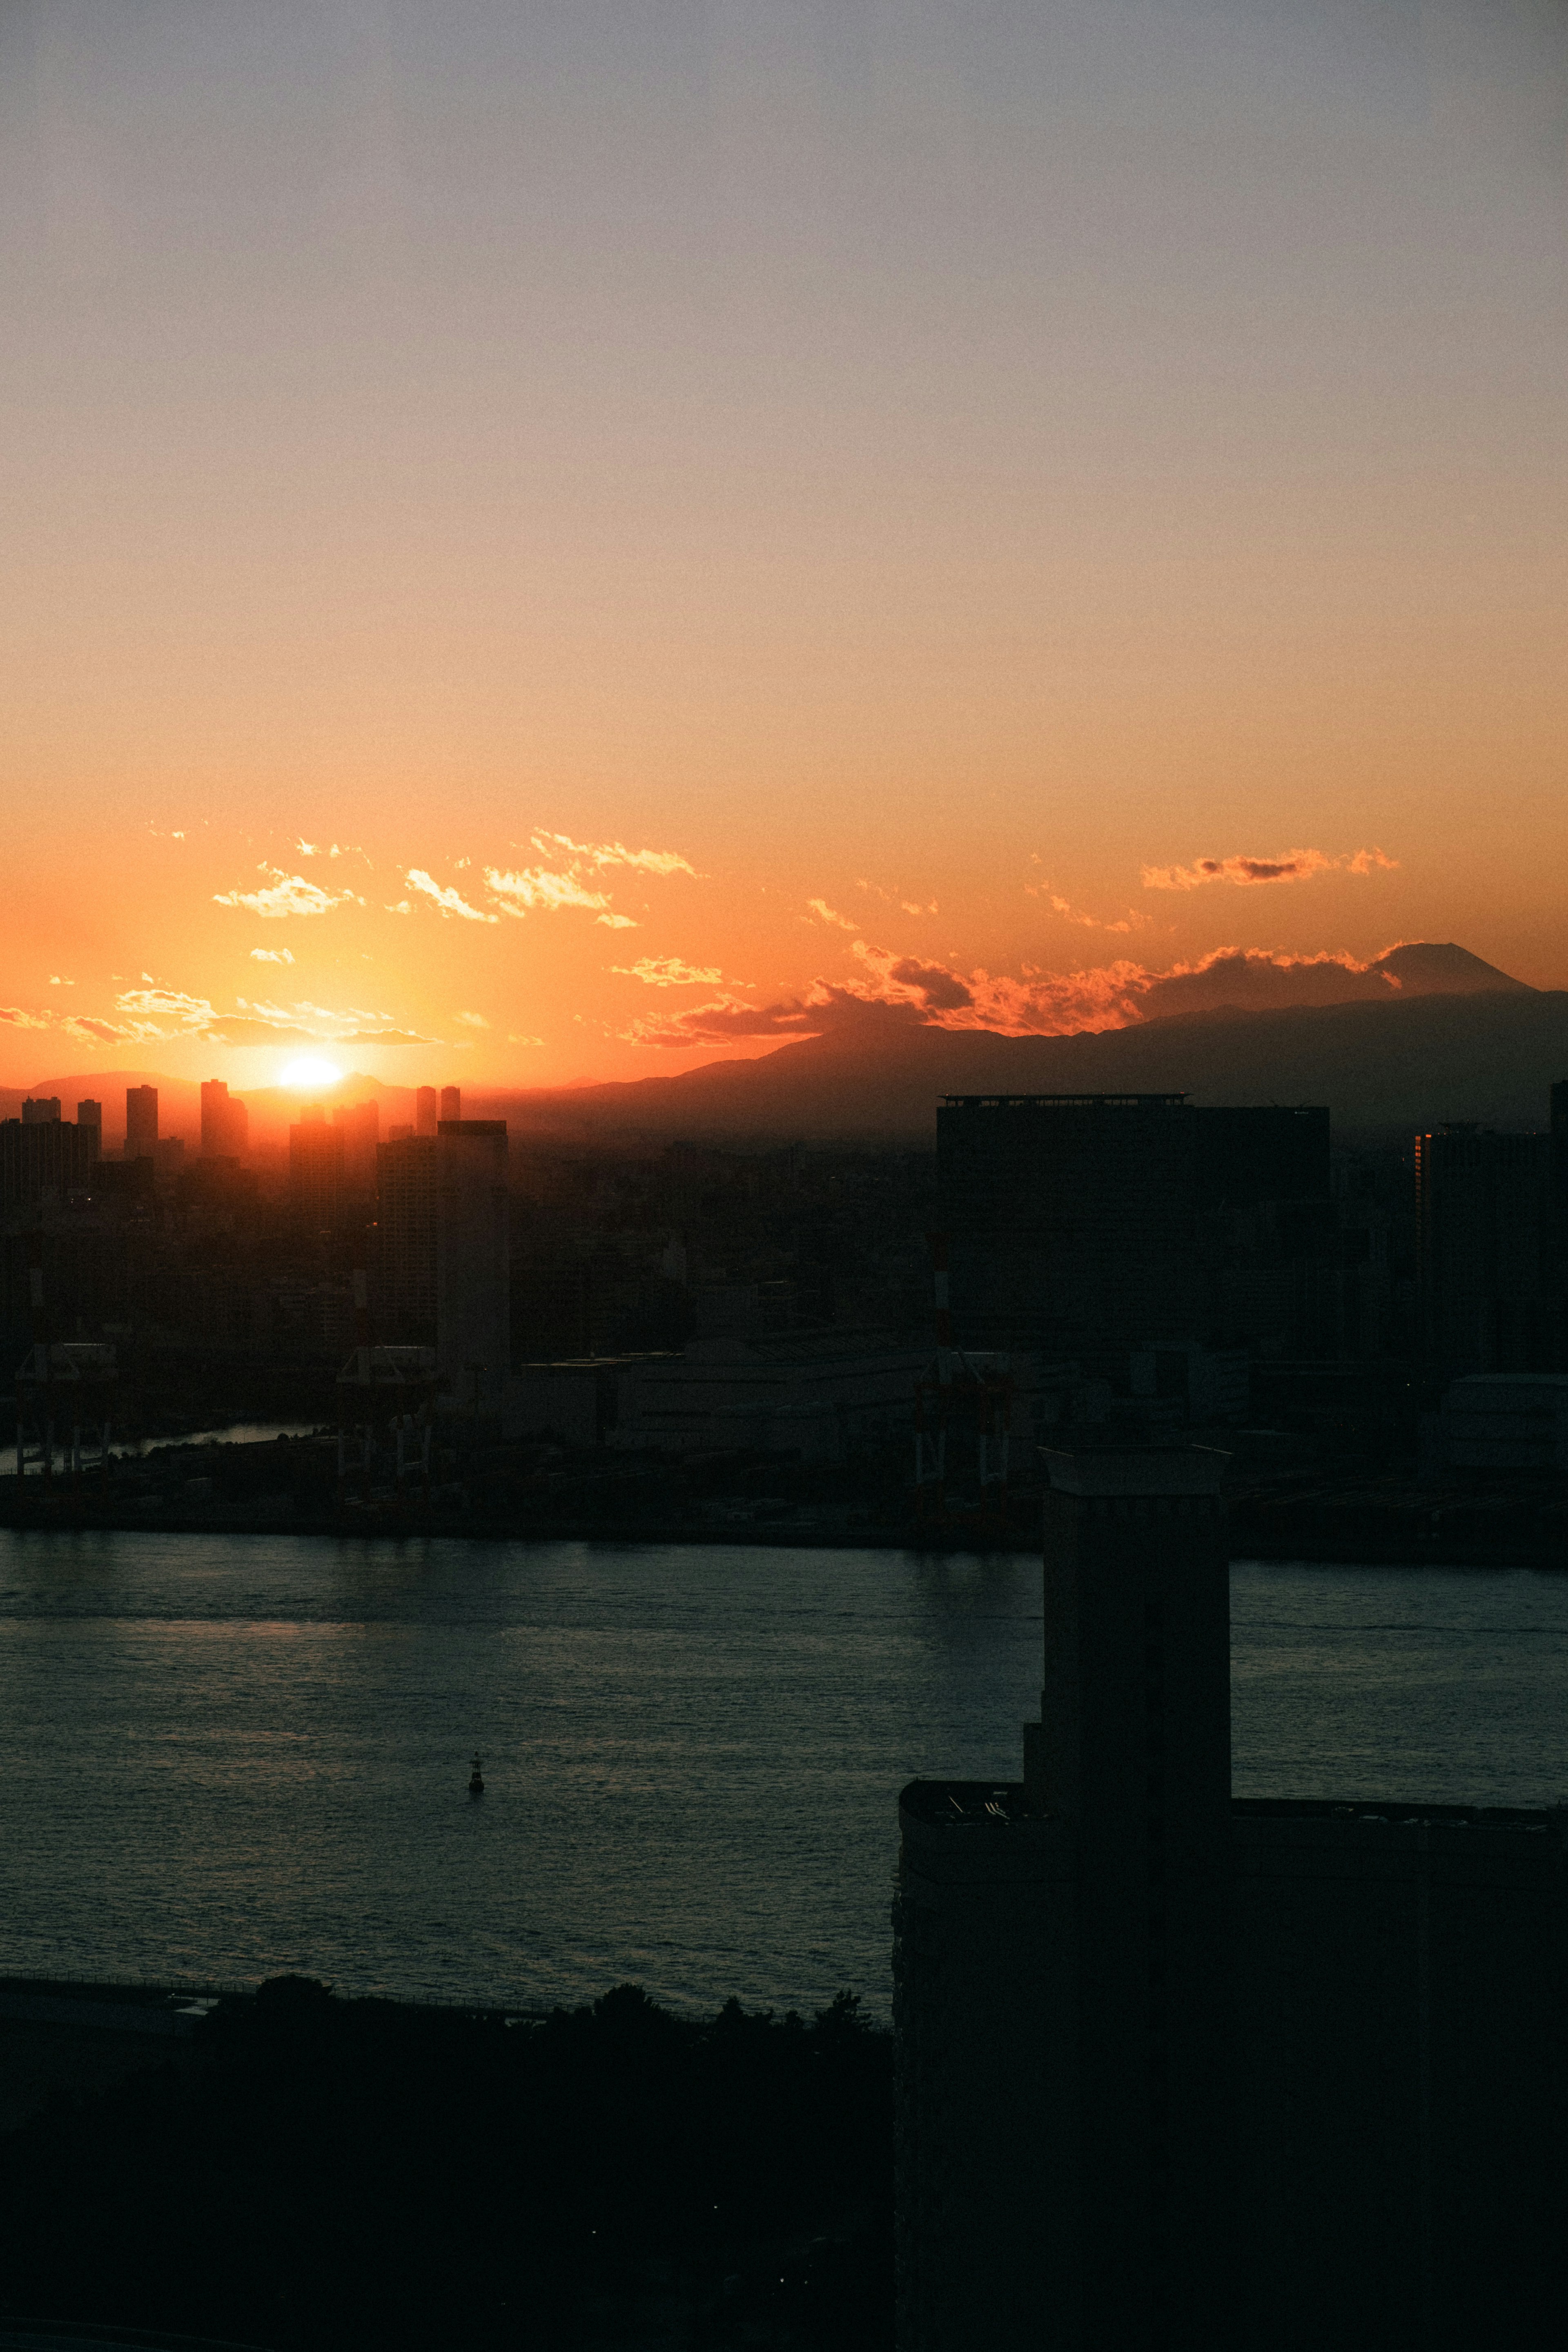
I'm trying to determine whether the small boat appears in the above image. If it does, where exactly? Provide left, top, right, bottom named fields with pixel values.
left=468, top=1752, right=485, bottom=1796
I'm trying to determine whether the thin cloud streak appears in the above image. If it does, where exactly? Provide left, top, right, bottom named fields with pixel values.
left=1141, top=847, right=1398, bottom=890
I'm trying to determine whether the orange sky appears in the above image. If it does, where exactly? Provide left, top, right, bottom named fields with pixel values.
left=3, top=0, right=1565, bottom=1092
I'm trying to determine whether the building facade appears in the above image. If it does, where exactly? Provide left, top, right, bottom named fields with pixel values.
left=436, top=1119, right=509, bottom=1407
left=894, top=1448, right=1566, bottom=2351
left=125, top=1085, right=158, bottom=1160
left=936, top=1096, right=1329, bottom=1377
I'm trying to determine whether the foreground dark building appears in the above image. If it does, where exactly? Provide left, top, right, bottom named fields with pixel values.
left=893, top=1449, right=1565, bottom=2351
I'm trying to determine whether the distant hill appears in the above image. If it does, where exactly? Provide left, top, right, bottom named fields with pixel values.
left=484, top=983, right=1568, bottom=1147
left=4, top=945, right=1557, bottom=1151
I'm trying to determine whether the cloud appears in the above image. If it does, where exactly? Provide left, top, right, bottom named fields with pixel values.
left=61, top=1015, right=138, bottom=1044
left=532, top=830, right=698, bottom=878
left=886, top=956, right=974, bottom=1011
left=116, top=986, right=218, bottom=1028
left=807, top=898, right=858, bottom=930
left=338, top=1028, right=440, bottom=1046
left=404, top=869, right=499, bottom=922
left=508, top=1033, right=545, bottom=1046
left=1025, top=883, right=1140, bottom=934
left=0, top=1006, right=51, bottom=1029
left=47, top=975, right=74, bottom=987
left=596, top=911, right=639, bottom=929
left=250, top=947, right=295, bottom=965
left=455, top=1011, right=490, bottom=1029
left=214, top=868, right=362, bottom=918
left=612, top=956, right=726, bottom=988
left=1140, top=847, right=1398, bottom=891
left=484, top=864, right=613, bottom=918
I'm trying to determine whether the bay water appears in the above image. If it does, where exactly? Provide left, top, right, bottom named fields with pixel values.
left=1, top=1529, right=1564, bottom=2015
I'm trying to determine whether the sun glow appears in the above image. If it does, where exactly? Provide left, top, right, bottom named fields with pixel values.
left=280, top=1055, right=343, bottom=1091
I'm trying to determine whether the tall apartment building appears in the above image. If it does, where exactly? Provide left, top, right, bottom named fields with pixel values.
left=22, top=1097, right=60, bottom=1125
left=894, top=1449, right=1566, bottom=2351
left=288, top=1105, right=344, bottom=1229
left=0, top=1113, right=98, bottom=1211
left=199, top=1079, right=249, bottom=1160
left=1414, top=1123, right=1551, bottom=1372
left=76, top=1100, right=102, bottom=1161
left=436, top=1119, right=509, bottom=1407
left=375, top=1135, right=438, bottom=1343
left=415, top=1087, right=438, bottom=1138
left=936, top=1095, right=1329, bottom=1376
left=332, top=1097, right=379, bottom=1190
left=125, top=1085, right=158, bottom=1161
left=439, top=1085, right=461, bottom=1123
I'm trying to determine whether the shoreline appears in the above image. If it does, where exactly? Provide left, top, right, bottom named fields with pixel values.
left=2, top=1492, right=1566, bottom=1569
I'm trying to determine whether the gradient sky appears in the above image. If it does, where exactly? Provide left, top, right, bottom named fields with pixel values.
left=2, top=0, right=1564, bottom=1091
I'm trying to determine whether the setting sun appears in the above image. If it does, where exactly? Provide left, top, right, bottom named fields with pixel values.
left=279, top=1056, right=343, bottom=1092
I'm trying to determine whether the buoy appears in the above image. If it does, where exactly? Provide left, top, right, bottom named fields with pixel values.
left=468, top=1752, right=485, bottom=1796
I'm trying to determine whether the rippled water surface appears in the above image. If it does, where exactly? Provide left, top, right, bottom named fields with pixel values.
left=1, top=1531, right=1565, bottom=2013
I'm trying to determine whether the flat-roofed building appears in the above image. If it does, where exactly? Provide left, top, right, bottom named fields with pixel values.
left=289, top=1104, right=343, bottom=1228
left=199, top=1079, right=248, bottom=1160
left=375, top=1134, right=438, bottom=1343
left=895, top=1446, right=1567, bottom=2351
left=436, top=1119, right=509, bottom=1408
left=937, top=1095, right=1329, bottom=1378
left=125, top=1085, right=158, bottom=1161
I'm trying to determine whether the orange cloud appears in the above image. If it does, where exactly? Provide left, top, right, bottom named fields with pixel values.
left=404, top=870, right=497, bottom=922
left=214, top=868, right=363, bottom=917
left=532, top=830, right=698, bottom=878
left=1140, top=847, right=1398, bottom=890
left=613, top=956, right=725, bottom=987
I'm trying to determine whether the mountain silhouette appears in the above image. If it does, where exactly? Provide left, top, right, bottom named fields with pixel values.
left=5, top=944, right=1557, bottom=1149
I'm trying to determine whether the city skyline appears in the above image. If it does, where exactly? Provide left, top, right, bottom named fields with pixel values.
left=3, top=0, right=1565, bottom=1089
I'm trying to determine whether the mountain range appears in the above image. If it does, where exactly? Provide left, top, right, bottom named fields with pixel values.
left=6, top=944, right=1563, bottom=1149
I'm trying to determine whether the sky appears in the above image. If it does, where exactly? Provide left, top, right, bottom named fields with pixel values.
left=2, top=0, right=1564, bottom=1093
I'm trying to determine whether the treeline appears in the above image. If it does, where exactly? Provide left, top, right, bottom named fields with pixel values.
left=0, top=1976, right=893, bottom=2350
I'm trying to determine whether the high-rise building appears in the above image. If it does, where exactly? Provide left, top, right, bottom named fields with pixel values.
left=200, top=1079, right=249, bottom=1160
left=22, top=1097, right=61, bottom=1125
left=288, top=1104, right=344, bottom=1228
left=125, top=1085, right=158, bottom=1161
left=332, top=1098, right=379, bottom=1190
left=936, top=1095, right=1328, bottom=1377
left=894, top=1449, right=1566, bottom=2350
left=375, top=1135, right=438, bottom=1343
left=415, top=1086, right=438, bottom=1138
left=1415, top=1123, right=1551, bottom=1372
left=436, top=1119, right=509, bottom=1407
left=439, top=1085, right=461, bottom=1123
left=76, top=1101, right=102, bottom=1162
left=0, top=1114, right=97, bottom=1210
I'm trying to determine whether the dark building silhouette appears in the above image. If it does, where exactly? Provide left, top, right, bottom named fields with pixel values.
left=199, top=1078, right=248, bottom=1160
left=288, top=1104, right=344, bottom=1229
left=936, top=1096, right=1328, bottom=1376
left=436, top=1119, right=509, bottom=1408
left=22, top=1096, right=60, bottom=1125
left=75, top=1099, right=102, bottom=1161
left=894, top=1448, right=1566, bottom=2352
left=125, top=1084, right=158, bottom=1161
left=1415, top=1123, right=1551, bottom=1371
left=439, top=1084, right=461, bottom=1123
left=375, top=1134, right=438, bottom=1343
left=415, top=1085, right=438, bottom=1138
left=0, top=1112, right=98, bottom=1211
left=332, top=1096, right=379, bottom=1190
